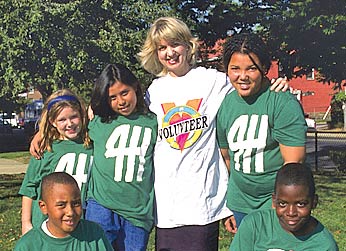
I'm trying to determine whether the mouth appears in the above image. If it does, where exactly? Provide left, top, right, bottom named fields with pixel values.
left=238, top=83, right=251, bottom=90
left=63, top=219, right=76, bottom=227
left=284, top=218, right=301, bottom=227
left=65, top=128, right=78, bottom=134
left=118, top=106, right=130, bottom=113
left=166, top=55, right=179, bottom=65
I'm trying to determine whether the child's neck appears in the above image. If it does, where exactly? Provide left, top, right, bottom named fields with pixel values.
left=41, top=219, right=70, bottom=238
left=292, top=217, right=318, bottom=237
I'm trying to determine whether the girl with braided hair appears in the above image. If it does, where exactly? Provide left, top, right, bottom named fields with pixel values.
left=217, top=32, right=307, bottom=231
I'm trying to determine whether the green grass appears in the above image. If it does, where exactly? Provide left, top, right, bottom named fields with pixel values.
left=0, top=151, right=31, bottom=164
left=0, top=152, right=345, bottom=250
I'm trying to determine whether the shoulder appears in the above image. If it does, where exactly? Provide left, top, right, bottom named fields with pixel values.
left=313, top=220, right=339, bottom=248
left=242, top=209, right=275, bottom=228
left=191, top=67, right=227, bottom=80
left=75, top=219, right=106, bottom=238
left=219, top=90, right=238, bottom=109
left=266, top=87, right=299, bottom=103
left=14, top=228, right=43, bottom=250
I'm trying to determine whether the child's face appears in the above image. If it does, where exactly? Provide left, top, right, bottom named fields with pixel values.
left=157, top=39, right=191, bottom=77
left=51, top=106, right=82, bottom=140
left=108, top=81, right=137, bottom=116
left=227, top=52, right=264, bottom=97
left=272, top=184, right=317, bottom=236
left=39, top=183, right=82, bottom=238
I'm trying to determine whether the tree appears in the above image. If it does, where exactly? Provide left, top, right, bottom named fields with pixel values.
left=0, top=0, right=176, bottom=103
left=334, top=91, right=346, bottom=130
left=263, top=0, right=346, bottom=88
left=175, top=0, right=346, bottom=88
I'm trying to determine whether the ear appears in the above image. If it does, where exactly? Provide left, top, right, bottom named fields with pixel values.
left=271, top=193, right=276, bottom=209
left=312, top=194, right=318, bottom=209
left=49, top=119, right=57, bottom=128
left=39, top=200, right=48, bottom=215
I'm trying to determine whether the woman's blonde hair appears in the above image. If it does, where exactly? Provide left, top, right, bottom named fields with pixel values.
left=38, top=89, right=90, bottom=152
left=138, top=17, right=199, bottom=77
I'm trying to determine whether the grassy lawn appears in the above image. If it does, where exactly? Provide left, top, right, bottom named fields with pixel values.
left=0, top=152, right=345, bottom=250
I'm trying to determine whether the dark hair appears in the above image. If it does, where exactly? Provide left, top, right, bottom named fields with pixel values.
left=274, top=163, right=315, bottom=197
left=222, top=32, right=272, bottom=75
left=41, top=172, right=79, bottom=201
left=91, top=63, right=148, bottom=122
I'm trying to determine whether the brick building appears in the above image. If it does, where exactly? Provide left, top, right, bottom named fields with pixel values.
left=267, top=61, right=338, bottom=117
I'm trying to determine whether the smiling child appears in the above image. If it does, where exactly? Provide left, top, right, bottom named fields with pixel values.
left=229, top=163, right=339, bottom=250
left=15, top=172, right=112, bottom=250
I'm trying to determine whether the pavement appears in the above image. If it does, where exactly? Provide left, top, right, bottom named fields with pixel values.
left=0, top=158, right=27, bottom=174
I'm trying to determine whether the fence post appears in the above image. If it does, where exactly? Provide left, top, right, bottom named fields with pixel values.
left=314, top=130, right=318, bottom=172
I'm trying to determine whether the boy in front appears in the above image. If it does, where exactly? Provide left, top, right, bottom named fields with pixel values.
left=15, top=172, right=112, bottom=251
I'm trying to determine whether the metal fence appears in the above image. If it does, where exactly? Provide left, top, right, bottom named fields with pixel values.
left=306, top=131, right=346, bottom=173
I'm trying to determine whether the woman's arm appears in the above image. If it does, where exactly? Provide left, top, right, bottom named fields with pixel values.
left=279, top=144, right=306, bottom=164
left=270, top=77, right=289, bottom=92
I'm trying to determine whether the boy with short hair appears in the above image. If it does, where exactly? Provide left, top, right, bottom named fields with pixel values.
left=230, top=163, right=339, bottom=250
left=14, top=172, right=113, bottom=251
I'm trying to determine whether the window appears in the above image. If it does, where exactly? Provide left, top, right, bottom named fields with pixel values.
left=306, top=68, right=314, bottom=80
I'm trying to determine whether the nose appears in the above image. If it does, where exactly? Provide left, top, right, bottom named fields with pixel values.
left=239, top=70, right=249, bottom=80
left=286, top=205, right=298, bottom=216
left=66, top=119, right=73, bottom=127
left=65, top=204, right=75, bottom=217
left=167, top=46, right=175, bottom=56
left=118, top=96, right=126, bottom=106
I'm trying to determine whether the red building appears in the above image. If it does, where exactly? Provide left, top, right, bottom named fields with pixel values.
left=267, top=61, right=338, bottom=117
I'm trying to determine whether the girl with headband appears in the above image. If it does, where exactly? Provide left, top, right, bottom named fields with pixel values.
left=19, top=89, right=93, bottom=236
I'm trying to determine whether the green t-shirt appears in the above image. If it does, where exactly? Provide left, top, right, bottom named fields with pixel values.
left=87, top=113, right=157, bottom=231
left=14, top=219, right=113, bottom=251
left=230, top=209, right=339, bottom=251
left=217, top=87, right=307, bottom=213
left=19, top=139, right=93, bottom=227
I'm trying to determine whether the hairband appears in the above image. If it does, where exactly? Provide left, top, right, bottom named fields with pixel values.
left=47, top=95, right=80, bottom=111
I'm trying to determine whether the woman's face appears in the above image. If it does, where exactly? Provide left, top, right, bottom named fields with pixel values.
left=108, top=81, right=137, bottom=116
left=227, top=52, right=264, bottom=97
left=157, top=39, right=191, bottom=77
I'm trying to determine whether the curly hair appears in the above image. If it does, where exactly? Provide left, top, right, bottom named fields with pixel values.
left=222, top=32, right=272, bottom=75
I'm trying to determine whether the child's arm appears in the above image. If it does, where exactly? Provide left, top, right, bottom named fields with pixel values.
left=21, top=196, right=33, bottom=235
left=220, top=148, right=230, bottom=173
left=29, top=133, right=42, bottom=159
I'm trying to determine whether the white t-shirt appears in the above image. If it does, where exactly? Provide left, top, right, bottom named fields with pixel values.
left=146, top=67, right=233, bottom=228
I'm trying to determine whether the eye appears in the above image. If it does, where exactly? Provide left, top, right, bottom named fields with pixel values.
left=56, top=202, right=66, bottom=208
left=278, top=201, right=287, bottom=207
left=248, top=66, right=258, bottom=71
left=172, top=42, right=182, bottom=48
left=57, top=118, right=66, bottom=124
left=158, top=45, right=166, bottom=51
left=73, top=201, right=82, bottom=207
left=121, top=90, right=129, bottom=96
left=297, top=201, right=308, bottom=208
left=70, top=114, right=79, bottom=120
